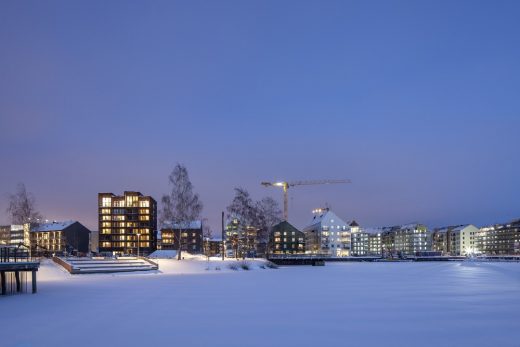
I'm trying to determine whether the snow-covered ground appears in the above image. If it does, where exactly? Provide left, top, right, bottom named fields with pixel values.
left=1, top=260, right=519, bottom=347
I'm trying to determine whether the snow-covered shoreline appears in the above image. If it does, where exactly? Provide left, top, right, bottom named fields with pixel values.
left=1, top=260, right=519, bottom=347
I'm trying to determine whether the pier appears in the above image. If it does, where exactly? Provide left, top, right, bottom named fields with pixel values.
left=0, top=246, right=40, bottom=295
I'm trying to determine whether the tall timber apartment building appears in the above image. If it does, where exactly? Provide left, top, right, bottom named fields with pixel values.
left=98, top=191, right=157, bottom=256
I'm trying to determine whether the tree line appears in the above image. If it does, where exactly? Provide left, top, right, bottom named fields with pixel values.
left=5, top=164, right=282, bottom=260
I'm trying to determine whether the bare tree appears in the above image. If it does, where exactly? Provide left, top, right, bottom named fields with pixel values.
left=202, top=218, right=213, bottom=260
left=227, top=188, right=256, bottom=258
left=161, top=164, right=203, bottom=260
left=6, top=183, right=42, bottom=224
left=227, top=188, right=256, bottom=226
left=255, top=197, right=282, bottom=256
left=226, top=188, right=282, bottom=258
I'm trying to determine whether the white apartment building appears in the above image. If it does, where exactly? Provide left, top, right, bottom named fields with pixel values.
left=432, top=224, right=478, bottom=256
left=303, top=208, right=351, bottom=256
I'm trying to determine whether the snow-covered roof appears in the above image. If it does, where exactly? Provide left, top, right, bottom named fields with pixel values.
left=362, top=227, right=384, bottom=235
left=305, top=210, right=348, bottom=228
left=434, top=227, right=449, bottom=233
left=161, top=220, right=202, bottom=230
left=31, top=221, right=76, bottom=232
left=400, top=223, right=423, bottom=230
left=434, top=225, right=470, bottom=233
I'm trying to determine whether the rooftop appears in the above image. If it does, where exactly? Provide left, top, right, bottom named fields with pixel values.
left=31, top=221, right=76, bottom=232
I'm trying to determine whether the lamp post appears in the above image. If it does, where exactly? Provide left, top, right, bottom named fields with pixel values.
left=137, top=233, right=141, bottom=258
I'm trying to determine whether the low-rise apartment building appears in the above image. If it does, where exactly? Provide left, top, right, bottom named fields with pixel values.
left=431, top=224, right=478, bottom=256
left=270, top=221, right=305, bottom=255
left=1, top=221, right=90, bottom=255
left=28, top=221, right=90, bottom=255
left=351, top=227, right=383, bottom=256
left=225, top=219, right=260, bottom=258
left=160, top=221, right=203, bottom=254
left=303, top=208, right=351, bottom=256
left=382, top=223, right=429, bottom=256
left=476, top=219, right=520, bottom=255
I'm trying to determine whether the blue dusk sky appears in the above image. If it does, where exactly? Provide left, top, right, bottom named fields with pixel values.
left=0, top=0, right=519, bottom=232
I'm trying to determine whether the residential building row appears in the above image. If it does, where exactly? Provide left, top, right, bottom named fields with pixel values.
left=269, top=214, right=520, bottom=257
left=1, top=190, right=518, bottom=258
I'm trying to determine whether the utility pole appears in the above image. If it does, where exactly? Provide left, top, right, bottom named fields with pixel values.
left=221, top=211, right=225, bottom=261
left=137, top=233, right=141, bottom=258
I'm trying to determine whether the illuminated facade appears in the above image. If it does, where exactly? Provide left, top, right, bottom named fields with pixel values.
left=270, top=221, right=305, bottom=254
left=351, top=231, right=368, bottom=255
left=476, top=219, right=520, bottom=255
left=98, top=191, right=157, bottom=256
left=431, top=225, right=478, bottom=256
left=368, top=232, right=382, bottom=255
left=351, top=228, right=382, bottom=256
left=0, top=225, right=24, bottom=246
left=26, top=221, right=90, bottom=255
left=381, top=224, right=429, bottom=256
left=160, top=221, right=203, bottom=254
left=207, top=238, right=222, bottom=257
left=225, top=219, right=259, bottom=258
left=303, top=209, right=351, bottom=256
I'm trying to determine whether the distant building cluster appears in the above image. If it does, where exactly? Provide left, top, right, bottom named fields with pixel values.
left=1, top=191, right=519, bottom=258
left=262, top=209, right=520, bottom=258
left=0, top=221, right=91, bottom=256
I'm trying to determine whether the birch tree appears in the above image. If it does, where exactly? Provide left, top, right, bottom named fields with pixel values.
left=6, top=183, right=42, bottom=224
left=161, top=164, right=203, bottom=260
left=226, top=188, right=282, bottom=258
left=255, top=197, right=282, bottom=256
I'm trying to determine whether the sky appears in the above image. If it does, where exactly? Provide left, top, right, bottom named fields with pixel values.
left=1, top=0, right=519, bottom=232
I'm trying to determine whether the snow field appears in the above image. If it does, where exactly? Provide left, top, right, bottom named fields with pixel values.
left=1, top=260, right=519, bottom=347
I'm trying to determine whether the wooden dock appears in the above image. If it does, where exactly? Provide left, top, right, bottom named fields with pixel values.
left=0, top=261, right=40, bottom=295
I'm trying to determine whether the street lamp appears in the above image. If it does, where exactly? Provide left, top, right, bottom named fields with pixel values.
left=137, top=233, right=141, bottom=258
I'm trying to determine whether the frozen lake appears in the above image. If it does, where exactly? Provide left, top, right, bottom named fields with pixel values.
left=2, top=260, right=519, bottom=347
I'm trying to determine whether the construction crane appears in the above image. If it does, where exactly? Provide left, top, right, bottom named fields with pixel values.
left=261, top=179, right=351, bottom=220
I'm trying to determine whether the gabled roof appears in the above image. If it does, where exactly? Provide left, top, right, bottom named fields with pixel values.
left=31, top=221, right=76, bottom=232
left=349, top=220, right=359, bottom=227
left=305, top=210, right=348, bottom=229
left=272, top=220, right=302, bottom=234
